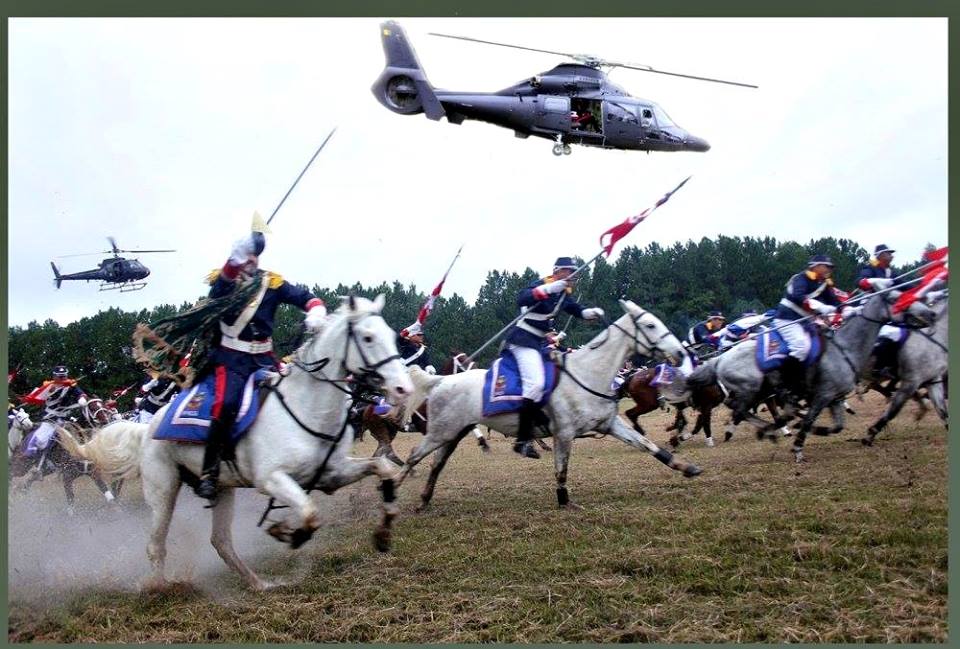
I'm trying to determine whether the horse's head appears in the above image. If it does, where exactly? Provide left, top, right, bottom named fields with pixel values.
left=83, top=398, right=116, bottom=426
left=12, top=407, right=33, bottom=431
left=619, top=299, right=687, bottom=366
left=869, top=290, right=937, bottom=329
left=326, top=294, right=413, bottom=404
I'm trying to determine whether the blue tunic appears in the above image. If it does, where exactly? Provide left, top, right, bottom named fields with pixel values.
left=774, top=271, right=842, bottom=321
left=504, top=278, right=586, bottom=349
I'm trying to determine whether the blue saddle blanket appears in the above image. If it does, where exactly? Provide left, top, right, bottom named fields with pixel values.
left=482, top=348, right=558, bottom=417
left=153, top=369, right=272, bottom=444
left=755, top=326, right=821, bottom=372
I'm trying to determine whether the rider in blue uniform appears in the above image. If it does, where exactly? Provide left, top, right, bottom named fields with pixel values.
left=857, top=244, right=901, bottom=378
left=503, top=257, right=605, bottom=459
left=771, top=254, right=843, bottom=394
left=195, top=228, right=327, bottom=501
left=397, top=321, right=436, bottom=374
left=687, top=311, right=726, bottom=351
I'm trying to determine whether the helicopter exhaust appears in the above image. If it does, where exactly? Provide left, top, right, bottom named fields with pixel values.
left=50, top=262, right=63, bottom=289
left=372, top=20, right=445, bottom=120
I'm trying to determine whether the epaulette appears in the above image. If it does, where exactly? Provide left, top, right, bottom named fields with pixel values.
left=804, top=270, right=817, bottom=280
left=267, top=271, right=284, bottom=289
left=205, top=268, right=221, bottom=285
left=869, top=258, right=880, bottom=267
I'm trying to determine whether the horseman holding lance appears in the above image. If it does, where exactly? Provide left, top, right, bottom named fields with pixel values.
left=687, top=311, right=726, bottom=353
left=505, top=256, right=605, bottom=459
left=397, top=321, right=436, bottom=374
left=20, top=365, right=88, bottom=468
left=189, top=216, right=328, bottom=500
left=770, top=254, right=844, bottom=395
left=135, top=371, right=179, bottom=424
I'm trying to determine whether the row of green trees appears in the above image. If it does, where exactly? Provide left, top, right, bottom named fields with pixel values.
left=7, top=236, right=931, bottom=410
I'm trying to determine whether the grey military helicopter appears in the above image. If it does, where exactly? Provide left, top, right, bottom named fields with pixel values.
left=372, top=21, right=757, bottom=156
left=50, top=237, right=175, bottom=292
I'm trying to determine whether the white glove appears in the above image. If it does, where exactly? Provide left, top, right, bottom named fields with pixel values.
left=865, top=278, right=894, bottom=291
left=542, top=279, right=568, bottom=295
left=304, top=303, right=328, bottom=331
left=582, top=307, right=605, bottom=320
left=229, top=236, right=256, bottom=266
left=77, top=397, right=88, bottom=407
left=805, top=298, right=836, bottom=315
left=925, top=289, right=947, bottom=304
left=841, top=305, right=862, bottom=319
left=555, top=331, right=567, bottom=342
left=425, top=365, right=437, bottom=375
left=141, top=379, right=158, bottom=392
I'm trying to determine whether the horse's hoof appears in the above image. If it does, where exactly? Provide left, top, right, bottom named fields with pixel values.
left=704, top=437, right=715, bottom=448
left=724, top=431, right=734, bottom=442
left=415, top=500, right=431, bottom=514
left=861, top=437, right=874, bottom=447
left=373, top=526, right=392, bottom=552
left=560, top=501, right=584, bottom=511
left=811, top=426, right=831, bottom=437
left=668, top=436, right=680, bottom=448
left=683, top=464, right=703, bottom=478
left=289, top=527, right=315, bottom=550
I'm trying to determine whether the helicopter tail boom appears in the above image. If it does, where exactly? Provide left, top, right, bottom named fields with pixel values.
left=51, top=261, right=63, bottom=289
left=372, top=21, right=445, bottom=120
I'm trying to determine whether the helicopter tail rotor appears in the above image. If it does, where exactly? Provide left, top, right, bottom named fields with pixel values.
left=51, top=261, right=63, bottom=289
left=372, top=21, right=446, bottom=120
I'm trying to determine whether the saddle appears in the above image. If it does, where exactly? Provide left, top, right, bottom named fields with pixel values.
left=755, top=325, right=824, bottom=373
left=482, top=347, right=559, bottom=417
left=152, top=369, right=274, bottom=444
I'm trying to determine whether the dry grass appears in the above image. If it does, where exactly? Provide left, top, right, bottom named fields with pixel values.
left=7, top=392, right=947, bottom=642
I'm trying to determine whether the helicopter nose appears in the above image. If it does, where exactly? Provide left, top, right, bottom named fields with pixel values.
left=685, top=135, right=710, bottom=152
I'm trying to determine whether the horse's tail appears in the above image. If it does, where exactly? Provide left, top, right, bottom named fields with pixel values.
left=56, top=420, right=150, bottom=480
left=404, top=366, right=444, bottom=424
left=686, top=359, right=718, bottom=389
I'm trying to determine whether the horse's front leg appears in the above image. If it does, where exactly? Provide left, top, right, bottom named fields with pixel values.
left=210, top=488, right=272, bottom=590
left=552, top=431, right=578, bottom=509
left=792, top=396, right=832, bottom=462
left=261, top=471, right=322, bottom=550
left=607, top=416, right=702, bottom=478
left=864, top=380, right=920, bottom=446
left=316, top=456, right=401, bottom=552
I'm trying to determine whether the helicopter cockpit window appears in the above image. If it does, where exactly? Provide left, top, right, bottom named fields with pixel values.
left=638, top=107, right=654, bottom=127
left=652, top=105, right=677, bottom=129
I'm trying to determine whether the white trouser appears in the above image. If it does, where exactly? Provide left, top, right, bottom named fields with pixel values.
left=773, top=318, right=810, bottom=362
left=32, top=421, right=58, bottom=451
left=878, top=324, right=903, bottom=343
left=136, top=409, right=155, bottom=424
left=509, top=344, right=545, bottom=401
left=677, top=353, right=695, bottom=376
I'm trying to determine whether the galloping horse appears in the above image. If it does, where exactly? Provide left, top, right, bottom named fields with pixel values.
left=864, top=297, right=948, bottom=444
left=397, top=300, right=703, bottom=511
left=58, top=296, right=414, bottom=591
left=9, top=420, right=118, bottom=513
left=688, top=292, right=934, bottom=461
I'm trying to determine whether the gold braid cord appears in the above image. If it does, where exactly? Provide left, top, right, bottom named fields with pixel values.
left=131, top=271, right=266, bottom=388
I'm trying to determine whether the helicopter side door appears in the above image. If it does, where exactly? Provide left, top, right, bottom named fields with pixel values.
left=534, top=95, right=572, bottom=133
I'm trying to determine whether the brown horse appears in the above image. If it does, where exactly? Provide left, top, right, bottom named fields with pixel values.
left=621, top=367, right=726, bottom=447
left=9, top=421, right=119, bottom=512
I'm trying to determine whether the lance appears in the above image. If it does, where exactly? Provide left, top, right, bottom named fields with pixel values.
left=267, top=127, right=337, bottom=226
left=843, top=256, right=945, bottom=303
left=463, top=172, right=690, bottom=364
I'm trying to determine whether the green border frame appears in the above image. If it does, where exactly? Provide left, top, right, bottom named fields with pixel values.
left=2, top=1, right=955, bottom=646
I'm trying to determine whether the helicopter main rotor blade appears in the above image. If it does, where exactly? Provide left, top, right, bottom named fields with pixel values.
left=115, top=249, right=177, bottom=254
left=605, top=62, right=757, bottom=88
left=55, top=251, right=113, bottom=259
left=428, top=32, right=577, bottom=59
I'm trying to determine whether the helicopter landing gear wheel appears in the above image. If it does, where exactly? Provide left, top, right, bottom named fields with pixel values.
left=562, top=144, right=572, bottom=155
left=552, top=144, right=563, bottom=156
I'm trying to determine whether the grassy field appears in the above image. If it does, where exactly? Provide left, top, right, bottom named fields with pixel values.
left=7, top=393, right=947, bottom=642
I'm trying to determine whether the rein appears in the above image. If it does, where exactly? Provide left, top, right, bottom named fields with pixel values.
left=559, top=311, right=675, bottom=402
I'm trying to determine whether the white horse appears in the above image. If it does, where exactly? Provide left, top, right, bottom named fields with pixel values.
left=8, top=407, right=34, bottom=458
left=58, top=295, right=414, bottom=590
left=398, top=300, right=703, bottom=510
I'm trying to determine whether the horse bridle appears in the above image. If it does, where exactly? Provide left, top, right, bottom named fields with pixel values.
left=293, top=313, right=402, bottom=393
left=561, top=310, right=679, bottom=402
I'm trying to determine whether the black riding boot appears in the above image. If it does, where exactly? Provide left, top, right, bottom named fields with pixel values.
left=513, top=398, right=542, bottom=459
left=779, top=357, right=807, bottom=401
left=873, top=338, right=899, bottom=380
left=195, top=418, right=229, bottom=500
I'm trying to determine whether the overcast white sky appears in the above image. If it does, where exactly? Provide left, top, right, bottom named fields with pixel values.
left=7, top=17, right=948, bottom=328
